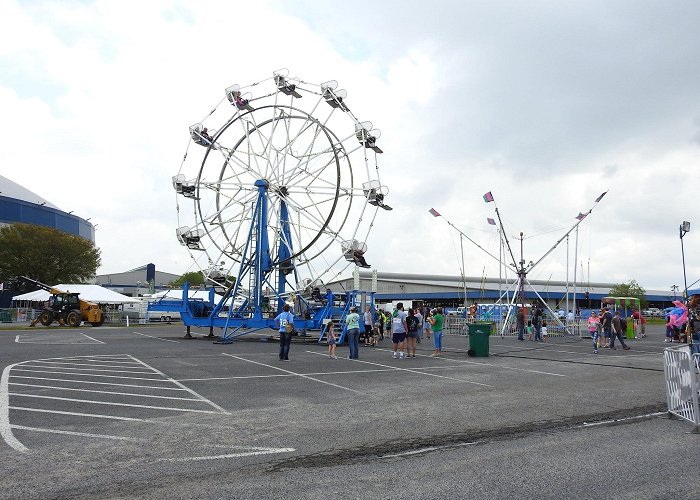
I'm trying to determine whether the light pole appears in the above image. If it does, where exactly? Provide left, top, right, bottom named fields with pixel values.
left=680, top=221, right=690, bottom=301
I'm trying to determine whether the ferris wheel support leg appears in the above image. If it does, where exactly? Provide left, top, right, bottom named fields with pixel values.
left=184, top=325, right=194, bottom=339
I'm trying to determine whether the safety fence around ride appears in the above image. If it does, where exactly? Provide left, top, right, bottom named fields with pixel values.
left=0, top=308, right=168, bottom=326
left=442, top=316, right=581, bottom=337
left=663, top=344, right=700, bottom=431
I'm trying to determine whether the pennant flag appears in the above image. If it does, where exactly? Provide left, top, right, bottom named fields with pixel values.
left=575, top=212, right=587, bottom=221
left=487, top=217, right=496, bottom=225
left=483, top=191, right=494, bottom=203
left=428, top=208, right=441, bottom=217
left=595, top=191, right=607, bottom=203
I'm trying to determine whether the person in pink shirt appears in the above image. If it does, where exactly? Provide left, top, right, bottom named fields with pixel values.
left=588, top=311, right=601, bottom=353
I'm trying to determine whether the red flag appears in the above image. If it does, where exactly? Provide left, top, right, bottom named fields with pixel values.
left=487, top=217, right=496, bottom=225
left=595, top=191, right=607, bottom=203
left=428, top=208, right=441, bottom=217
left=483, top=191, right=494, bottom=203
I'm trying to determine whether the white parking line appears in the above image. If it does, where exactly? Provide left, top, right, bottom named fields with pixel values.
left=133, top=332, right=180, bottom=343
left=9, top=383, right=202, bottom=401
left=222, top=353, right=364, bottom=395
left=178, top=365, right=468, bottom=382
left=307, top=351, right=493, bottom=387
left=10, top=425, right=146, bottom=442
left=374, top=347, right=566, bottom=377
left=10, top=375, right=189, bottom=391
left=30, top=360, right=152, bottom=370
left=9, top=393, right=222, bottom=413
left=18, top=365, right=158, bottom=375
left=79, top=333, right=105, bottom=344
left=161, top=446, right=296, bottom=462
left=9, top=406, right=152, bottom=422
left=11, top=368, right=172, bottom=382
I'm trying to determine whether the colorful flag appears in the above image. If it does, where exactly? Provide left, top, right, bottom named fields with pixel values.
left=575, top=212, right=587, bottom=221
left=428, top=208, right=441, bottom=217
left=595, top=191, right=607, bottom=203
left=487, top=217, right=496, bottom=225
left=483, top=191, right=494, bottom=203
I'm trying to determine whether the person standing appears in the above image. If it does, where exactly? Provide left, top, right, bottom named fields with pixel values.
left=363, top=306, right=374, bottom=346
left=424, top=309, right=433, bottom=340
left=345, top=307, right=361, bottom=359
left=274, top=303, right=294, bottom=361
left=588, top=311, right=601, bottom=354
left=405, top=308, right=419, bottom=358
left=631, top=309, right=647, bottom=339
left=327, top=320, right=337, bottom=359
left=377, top=309, right=386, bottom=340
left=601, top=307, right=613, bottom=348
left=429, top=307, right=444, bottom=356
left=532, top=308, right=543, bottom=342
left=391, top=302, right=408, bottom=359
left=415, top=308, right=423, bottom=344
left=516, top=307, right=525, bottom=341
left=610, top=310, right=631, bottom=351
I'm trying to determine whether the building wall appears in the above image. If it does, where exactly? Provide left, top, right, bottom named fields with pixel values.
left=0, top=195, right=94, bottom=242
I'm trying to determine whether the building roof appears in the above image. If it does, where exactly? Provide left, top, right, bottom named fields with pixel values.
left=0, top=174, right=60, bottom=210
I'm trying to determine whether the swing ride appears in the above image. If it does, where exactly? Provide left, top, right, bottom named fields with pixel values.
left=159, top=69, right=391, bottom=341
left=433, top=191, right=608, bottom=336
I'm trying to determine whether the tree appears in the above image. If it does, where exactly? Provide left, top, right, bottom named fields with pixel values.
left=169, top=271, right=205, bottom=287
left=0, top=223, right=101, bottom=285
left=608, top=279, right=648, bottom=309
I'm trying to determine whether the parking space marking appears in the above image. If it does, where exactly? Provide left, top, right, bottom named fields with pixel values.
left=133, top=332, right=180, bottom=343
left=222, top=353, right=364, bottom=395
left=161, top=446, right=296, bottom=462
left=29, top=360, right=153, bottom=370
left=307, top=351, right=494, bottom=387
left=375, top=348, right=566, bottom=377
left=9, top=393, right=223, bottom=414
left=9, top=383, right=202, bottom=401
left=10, top=375, right=190, bottom=391
left=79, top=332, right=105, bottom=344
left=10, top=425, right=146, bottom=442
left=1, top=354, right=231, bottom=452
left=178, top=365, right=468, bottom=382
left=18, top=364, right=157, bottom=375
left=13, top=332, right=104, bottom=345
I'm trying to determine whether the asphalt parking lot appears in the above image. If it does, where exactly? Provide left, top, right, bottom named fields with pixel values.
left=0, top=324, right=698, bottom=499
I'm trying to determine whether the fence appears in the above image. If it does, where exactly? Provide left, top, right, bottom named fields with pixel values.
left=0, top=308, right=134, bottom=325
left=663, top=344, right=700, bottom=431
left=442, top=315, right=580, bottom=337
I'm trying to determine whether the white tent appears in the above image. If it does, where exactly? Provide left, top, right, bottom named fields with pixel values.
left=12, top=284, right=140, bottom=304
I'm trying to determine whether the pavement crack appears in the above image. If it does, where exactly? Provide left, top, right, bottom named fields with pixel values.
left=266, top=403, right=667, bottom=472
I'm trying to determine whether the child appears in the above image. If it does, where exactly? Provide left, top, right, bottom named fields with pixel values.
left=327, top=321, right=337, bottom=359
left=541, top=321, right=548, bottom=341
left=526, top=320, right=534, bottom=341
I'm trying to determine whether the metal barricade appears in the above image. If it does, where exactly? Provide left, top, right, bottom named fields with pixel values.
left=663, top=344, right=700, bottom=430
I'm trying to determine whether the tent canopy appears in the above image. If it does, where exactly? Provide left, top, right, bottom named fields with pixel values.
left=601, top=296, right=640, bottom=308
left=12, top=284, right=139, bottom=304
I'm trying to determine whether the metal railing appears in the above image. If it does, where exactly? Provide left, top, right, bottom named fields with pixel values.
left=0, top=308, right=143, bottom=325
left=663, top=344, right=700, bottom=431
left=442, top=315, right=580, bottom=337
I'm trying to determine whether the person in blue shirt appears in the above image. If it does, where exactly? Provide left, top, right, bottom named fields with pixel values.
left=274, top=303, right=294, bottom=361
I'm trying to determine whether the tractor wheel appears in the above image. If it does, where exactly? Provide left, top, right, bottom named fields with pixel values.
left=66, top=310, right=82, bottom=327
left=39, top=310, right=54, bottom=326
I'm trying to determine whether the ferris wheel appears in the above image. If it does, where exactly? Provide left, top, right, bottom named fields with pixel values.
left=172, top=69, right=391, bottom=314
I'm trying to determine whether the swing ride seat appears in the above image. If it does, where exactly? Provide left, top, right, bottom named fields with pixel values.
left=323, top=88, right=349, bottom=111
left=341, top=240, right=371, bottom=268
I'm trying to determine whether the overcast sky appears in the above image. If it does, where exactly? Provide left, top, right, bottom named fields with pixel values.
left=1, top=0, right=698, bottom=293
